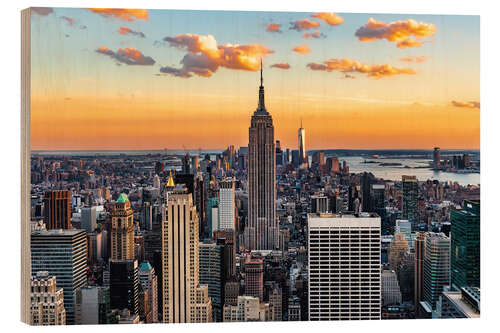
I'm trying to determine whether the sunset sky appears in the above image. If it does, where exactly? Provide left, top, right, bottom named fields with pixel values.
left=30, top=8, right=480, bottom=150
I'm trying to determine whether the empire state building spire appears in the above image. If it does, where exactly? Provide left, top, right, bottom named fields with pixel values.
left=246, top=58, right=278, bottom=251
left=256, top=59, right=267, bottom=114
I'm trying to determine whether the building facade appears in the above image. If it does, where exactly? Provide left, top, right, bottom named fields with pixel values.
left=43, top=190, right=71, bottom=229
left=111, top=193, right=135, bottom=260
left=245, top=66, right=278, bottom=250
left=219, top=178, right=236, bottom=230
left=30, top=271, right=66, bottom=325
left=75, top=286, right=112, bottom=324
left=31, top=229, right=87, bottom=325
left=161, top=190, right=212, bottom=323
left=401, top=175, right=419, bottom=228
left=450, top=200, right=480, bottom=290
left=308, top=213, right=381, bottom=320
left=423, top=232, right=450, bottom=309
left=138, top=261, right=159, bottom=323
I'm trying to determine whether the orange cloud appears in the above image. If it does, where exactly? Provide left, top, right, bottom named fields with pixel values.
left=160, top=33, right=273, bottom=78
left=266, top=23, right=282, bottom=33
left=400, top=55, right=429, bottom=63
left=117, top=26, right=146, bottom=38
left=293, top=44, right=311, bottom=54
left=451, top=101, right=480, bottom=109
left=290, top=18, right=320, bottom=31
left=60, top=16, right=74, bottom=26
left=397, top=38, right=423, bottom=48
left=88, top=8, right=148, bottom=21
left=303, top=30, right=326, bottom=39
left=355, top=18, right=436, bottom=48
left=311, top=12, right=344, bottom=26
left=270, top=63, right=290, bottom=69
left=95, top=46, right=155, bottom=65
left=307, top=58, right=416, bottom=78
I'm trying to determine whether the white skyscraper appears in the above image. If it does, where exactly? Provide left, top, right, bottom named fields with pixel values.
left=308, top=212, right=381, bottom=320
left=298, top=120, right=307, bottom=167
left=219, top=178, right=235, bottom=230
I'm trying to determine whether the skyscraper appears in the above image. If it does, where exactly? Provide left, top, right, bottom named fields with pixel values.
left=414, top=232, right=426, bottom=309
left=111, top=193, right=135, bottom=260
left=381, top=270, right=402, bottom=306
left=219, top=178, right=235, bottom=230
left=244, top=259, right=264, bottom=301
left=75, top=286, right=112, bottom=324
left=423, top=232, right=450, bottom=309
left=109, top=259, right=139, bottom=315
left=81, top=206, right=97, bottom=233
left=433, top=147, right=441, bottom=169
left=199, top=241, right=225, bottom=322
left=139, top=261, right=159, bottom=323
left=308, top=212, right=381, bottom=320
left=402, top=175, right=419, bottom=229
left=162, top=190, right=212, bottom=323
left=450, top=200, right=480, bottom=290
left=298, top=120, right=307, bottom=167
left=43, top=190, right=71, bottom=230
left=246, top=63, right=278, bottom=250
left=31, top=229, right=87, bottom=324
left=30, top=271, right=66, bottom=325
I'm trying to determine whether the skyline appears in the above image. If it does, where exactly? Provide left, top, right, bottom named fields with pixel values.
left=30, top=8, right=480, bottom=150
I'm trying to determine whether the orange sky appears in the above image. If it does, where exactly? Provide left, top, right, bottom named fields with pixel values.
left=29, top=9, right=480, bottom=151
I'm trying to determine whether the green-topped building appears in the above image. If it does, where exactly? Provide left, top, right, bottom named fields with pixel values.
left=450, top=200, right=480, bottom=290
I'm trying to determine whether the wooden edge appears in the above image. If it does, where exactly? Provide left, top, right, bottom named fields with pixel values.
left=20, top=7, right=31, bottom=325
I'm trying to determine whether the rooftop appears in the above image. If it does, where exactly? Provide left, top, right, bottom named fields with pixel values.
left=116, top=193, right=129, bottom=203
left=31, top=228, right=86, bottom=236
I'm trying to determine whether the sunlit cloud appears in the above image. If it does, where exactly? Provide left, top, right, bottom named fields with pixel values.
left=355, top=18, right=436, bottom=48
left=117, top=26, right=146, bottom=38
left=290, top=18, right=320, bottom=31
left=60, top=16, right=74, bottom=26
left=400, top=55, right=429, bottom=63
left=32, top=7, right=53, bottom=16
left=88, top=8, right=149, bottom=22
left=266, top=23, right=282, bottom=33
left=396, top=38, right=423, bottom=49
left=311, top=12, right=344, bottom=26
left=303, top=30, right=326, bottom=39
left=293, top=44, right=311, bottom=54
left=451, top=100, right=480, bottom=109
left=307, top=58, right=416, bottom=78
left=270, top=63, right=290, bottom=69
left=160, top=33, right=273, bottom=78
left=95, top=46, right=155, bottom=65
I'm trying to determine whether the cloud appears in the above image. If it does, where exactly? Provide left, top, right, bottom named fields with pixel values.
left=293, top=44, right=311, bottom=54
left=160, top=33, right=273, bottom=78
left=303, top=30, right=326, bottom=39
left=60, top=16, right=74, bottom=26
left=117, top=26, right=146, bottom=38
left=32, top=7, right=53, bottom=16
left=396, top=38, right=423, bottom=49
left=95, top=46, right=155, bottom=65
left=306, top=58, right=416, bottom=78
left=290, top=18, right=320, bottom=31
left=88, top=8, right=148, bottom=21
left=270, top=63, right=290, bottom=70
left=355, top=18, right=436, bottom=48
left=266, top=23, right=282, bottom=33
left=310, top=12, right=344, bottom=26
left=399, top=55, right=429, bottom=63
left=451, top=100, right=480, bottom=109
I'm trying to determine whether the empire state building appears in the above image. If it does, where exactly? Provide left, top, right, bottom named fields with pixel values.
left=245, top=62, right=278, bottom=250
